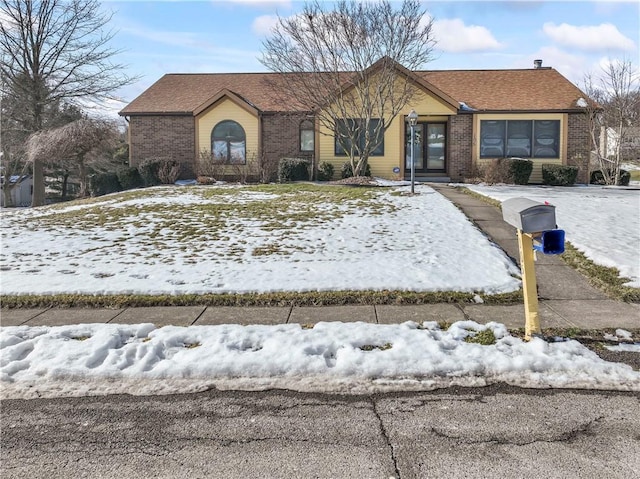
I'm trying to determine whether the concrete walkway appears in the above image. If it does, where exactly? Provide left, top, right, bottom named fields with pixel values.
left=1, top=185, right=638, bottom=331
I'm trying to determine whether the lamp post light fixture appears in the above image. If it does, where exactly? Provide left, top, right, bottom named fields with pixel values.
left=408, top=109, right=418, bottom=194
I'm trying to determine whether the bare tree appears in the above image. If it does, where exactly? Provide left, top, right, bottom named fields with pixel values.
left=260, top=0, right=435, bottom=177
left=26, top=117, right=118, bottom=197
left=583, top=58, right=640, bottom=185
left=0, top=0, right=136, bottom=205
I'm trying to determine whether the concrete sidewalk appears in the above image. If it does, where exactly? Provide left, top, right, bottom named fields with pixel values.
left=1, top=185, right=638, bottom=331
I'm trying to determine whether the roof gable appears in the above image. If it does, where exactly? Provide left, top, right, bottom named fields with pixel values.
left=327, top=56, right=459, bottom=112
left=193, top=89, right=259, bottom=117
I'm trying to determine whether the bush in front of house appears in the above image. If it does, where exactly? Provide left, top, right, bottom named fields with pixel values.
left=116, top=167, right=143, bottom=190
left=88, top=172, right=122, bottom=197
left=481, top=158, right=531, bottom=185
left=157, top=159, right=182, bottom=184
left=316, top=162, right=335, bottom=181
left=542, top=164, right=578, bottom=186
left=137, top=158, right=182, bottom=186
left=137, top=158, right=162, bottom=186
left=506, top=158, right=533, bottom=185
left=341, top=161, right=371, bottom=179
left=278, top=157, right=311, bottom=182
left=590, top=169, right=630, bottom=186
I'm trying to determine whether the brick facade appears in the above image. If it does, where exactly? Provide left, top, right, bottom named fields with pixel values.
left=448, top=114, right=473, bottom=181
left=261, top=112, right=314, bottom=181
left=128, top=115, right=196, bottom=179
left=566, top=112, right=591, bottom=184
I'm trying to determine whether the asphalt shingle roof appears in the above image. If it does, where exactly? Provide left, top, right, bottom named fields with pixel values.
left=119, top=67, right=588, bottom=116
left=418, top=68, right=588, bottom=111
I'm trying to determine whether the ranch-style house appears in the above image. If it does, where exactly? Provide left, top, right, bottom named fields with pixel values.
left=119, top=58, right=592, bottom=184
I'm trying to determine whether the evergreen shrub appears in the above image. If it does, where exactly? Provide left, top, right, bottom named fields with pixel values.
left=278, top=158, right=311, bottom=182
left=590, top=169, right=630, bottom=186
left=316, top=162, right=335, bottom=181
left=506, top=158, right=533, bottom=185
left=116, top=167, right=143, bottom=190
left=88, top=172, right=121, bottom=197
left=137, top=158, right=162, bottom=186
left=542, top=164, right=579, bottom=186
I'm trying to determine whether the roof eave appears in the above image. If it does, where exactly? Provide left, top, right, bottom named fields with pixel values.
left=471, top=109, right=588, bottom=114
left=118, top=110, right=194, bottom=116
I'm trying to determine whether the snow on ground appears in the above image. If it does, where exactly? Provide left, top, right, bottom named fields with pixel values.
left=1, top=183, right=639, bottom=399
left=2, top=320, right=638, bottom=399
left=465, top=184, right=640, bottom=288
left=604, top=329, right=640, bottom=352
left=0, top=184, right=521, bottom=296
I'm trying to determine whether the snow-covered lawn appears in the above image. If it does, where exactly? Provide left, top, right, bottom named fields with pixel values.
left=2, top=182, right=639, bottom=399
left=1, top=321, right=638, bottom=399
left=0, top=183, right=520, bottom=296
left=465, top=184, right=640, bottom=288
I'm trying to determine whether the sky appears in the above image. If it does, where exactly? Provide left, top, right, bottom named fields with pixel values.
left=102, top=0, right=640, bottom=117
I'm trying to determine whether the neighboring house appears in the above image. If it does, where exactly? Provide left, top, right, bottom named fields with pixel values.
left=600, top=126, right=640, bottom=162
left=1, top=175, right=33, bottom=207
left=119, top=58, right=592, bottom=184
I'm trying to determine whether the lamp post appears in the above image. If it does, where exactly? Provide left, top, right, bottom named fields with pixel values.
left=408, top=109, right=418, bottom=194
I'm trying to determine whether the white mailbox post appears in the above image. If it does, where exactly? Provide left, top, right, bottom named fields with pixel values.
left=502, top=198, right=565, bottom=340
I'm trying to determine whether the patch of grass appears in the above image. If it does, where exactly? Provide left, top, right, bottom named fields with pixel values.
left=456, top=187, right=502, bottom=208
left=360, top=343, right=393, bottom=351
left=629, top=170, right=640, bottom=181
left=71, top=335, right=91, bottom=341
left=562, top=327, right=582, bottom=338
left=0, top=289, right=523, bottom=309
left=183, top=342, right=201, bottom=349
left=252, top=244, right=287, bottom=257
left=437, top=320, right=453, bottom=331
left=464, top=328, right=497, bottom=345
left=560, top=243, right=640, bottom=302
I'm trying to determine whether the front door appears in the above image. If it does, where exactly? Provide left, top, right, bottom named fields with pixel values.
left=405, top=122, right=447, bottom=174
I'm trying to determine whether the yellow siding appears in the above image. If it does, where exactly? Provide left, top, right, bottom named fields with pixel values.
left=472, top=113, right=567, bottom=184
left=317, top=88, right=457, bottom=179
left=410, top=89, right=458, bottom=116
left=196, top=98, right=259, bottom=169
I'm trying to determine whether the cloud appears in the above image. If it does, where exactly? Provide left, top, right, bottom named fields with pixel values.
left=252, top=14, right=279, bottom=36
left=511, top=46, right=590, bottom=84
left=543, top=22, right=636, bottom=52
left=432, top=18, right=503, bottom=53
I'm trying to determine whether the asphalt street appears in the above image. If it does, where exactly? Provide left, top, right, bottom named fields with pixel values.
left=1, top=385, right=639, bottom=479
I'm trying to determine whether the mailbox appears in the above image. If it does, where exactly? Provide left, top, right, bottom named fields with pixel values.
left=502, top=198, right=557, bottom=233
left=500, top=197, right=565, bottom=340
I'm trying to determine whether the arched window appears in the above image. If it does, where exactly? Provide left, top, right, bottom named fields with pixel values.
left=300, top=119, right=314, bottom=152
left=211, top=120, right=246, bottom=164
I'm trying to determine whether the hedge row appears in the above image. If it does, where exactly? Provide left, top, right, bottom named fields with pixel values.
left=88, top=158, right=182, bottom=197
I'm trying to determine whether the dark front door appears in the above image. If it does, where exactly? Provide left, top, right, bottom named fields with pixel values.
left=405, top=122, right=447, bottom=174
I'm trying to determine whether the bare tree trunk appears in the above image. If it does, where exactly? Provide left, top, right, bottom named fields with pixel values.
left=61, top=172, right=69, bottom=200
left=2, top=182, right=15, bottom=207
left=78, top=157, right=88, bottom=197
left=31, top=158, right=45, bottom=206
